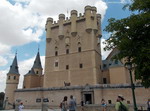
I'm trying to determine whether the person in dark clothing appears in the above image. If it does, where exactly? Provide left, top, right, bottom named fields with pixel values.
left=147, top=99, right=150, bottom=111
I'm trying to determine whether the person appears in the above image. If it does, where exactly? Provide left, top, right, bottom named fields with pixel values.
left=147, top=99, right=150, bottom=111
left=101, top=99, right=107, bottom=111
left=115, top=94, right=129, bottom=111
left=61, top=96, right=68, bottom=111
left=18, top=102, right=24, bottom=111
left=69, top=95, right=77, bottom=111
left=81, top=100, right=84, bottom=111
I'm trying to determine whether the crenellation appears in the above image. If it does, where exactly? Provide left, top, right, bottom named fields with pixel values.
left=84, top=5, right=92, bottom=33
left=71, top=10, right=78, bottom=36
left=58, top=14, right=65, bottom=39
left=45, top=17, right=53, bottom=43
left=91, top=6, right=98, bottom=33
left=96, top=14, right=102, bottom=37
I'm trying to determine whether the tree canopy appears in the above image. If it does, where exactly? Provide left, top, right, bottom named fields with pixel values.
left=104, top=0, right=150, bottom=87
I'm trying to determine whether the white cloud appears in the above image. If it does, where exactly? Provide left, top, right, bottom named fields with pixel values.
left=106, top=0, right=131, bottom=4
left=0, top=70, right=8, bottom=92
left=0, top=43, right=11, bottom=55
left=0, top=56, right=8, bottom=66
left=0, top=0, right=107, bottom=47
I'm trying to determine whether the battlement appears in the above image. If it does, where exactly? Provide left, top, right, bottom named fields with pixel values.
left=45, top=5, right=101, bottom=39
left=46, top=6, right=101, bottom=25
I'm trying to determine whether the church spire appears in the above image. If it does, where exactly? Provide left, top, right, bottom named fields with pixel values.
left=32, top=49, right=42, bottom=69
left=8, top=53, right=19, bottom=74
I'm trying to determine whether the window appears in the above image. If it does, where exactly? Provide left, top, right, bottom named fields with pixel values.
left=79, top=64, right=83, bottom=68
left=66, top=49, right=69, bottom=54
left=103, top=78, right=107, bottom=84
left=66, top=65, right=69, bottom=70
left=100, top=65, right=101, bottom=69
left=115, top=60, right=118, bottom=64
left=8, top=76, right=10, bottom=80
left=108, top=100, right=112, bottom=104
left=36, top=98, right=41, bottom=103
left=127, top=101, right=130, bottom=104
left=55, top=62, right=58, bottom=67
left=78, top=47, right=81, bottom=52
left=55, top=51, right=58, bottom=56
left=36, top=71, right=38, bottom=74
left=103, top=64, right=106, bottom=68
left=43, top=98, right=49, bottom=102
left=14, top=76, right=16, bottom=80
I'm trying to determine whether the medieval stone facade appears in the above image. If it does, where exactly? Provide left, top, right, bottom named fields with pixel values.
left=4, top=5, right=150, bottom=110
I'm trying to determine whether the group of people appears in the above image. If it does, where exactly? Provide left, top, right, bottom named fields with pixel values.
left=102, top=95, right=150, bottom=111
left=60, top=95, right=77, bottom=111
left=101, top=94, right=129, bottom=111
left=16, top=94, right=150, bottom=111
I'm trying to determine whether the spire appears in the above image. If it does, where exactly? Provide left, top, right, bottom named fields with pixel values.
left=8, top=53, right=19, bottom=74
left=32, top=50, right=42, bottom=69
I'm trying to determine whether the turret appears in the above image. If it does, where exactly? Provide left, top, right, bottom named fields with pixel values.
left=45, top=17, right=53, bottom=43
left=23, top=50, right=43, bottom=89
left=4, top=53, right=20, bottom=109
left=58, top=14, right=65, bottom=39
left=91, top=6, right=98, bottom=33
left=96, top=14, right=102, bottom=37
left=71, top=10, right=78, bottom=36
left=85, top=5, right=92, bottom=33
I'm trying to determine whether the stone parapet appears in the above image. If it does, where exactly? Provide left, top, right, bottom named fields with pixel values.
left=15, top=84, right=143, bottom=92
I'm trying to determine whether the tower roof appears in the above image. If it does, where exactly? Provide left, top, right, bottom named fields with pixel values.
left=32, top=51, right=42, bottom=69
left=8, top=53, right=19, bottom=74
left=25, top=68, right=35, bottom=75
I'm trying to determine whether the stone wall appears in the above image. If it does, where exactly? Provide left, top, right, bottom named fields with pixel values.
left=14, top=84, right=150, bottom=110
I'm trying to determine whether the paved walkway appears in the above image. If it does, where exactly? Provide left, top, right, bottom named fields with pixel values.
left=1, top=109, right=61, bottom=111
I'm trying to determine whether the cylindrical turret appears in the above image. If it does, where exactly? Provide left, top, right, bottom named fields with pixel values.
left=45, top=17, right=53, bottom=42
left=96, top=14, right=102, bottom=37
left=92, top=6, right=98, bottom=33
left=71, top=10, right=77, bottom=36
left=85, top=5, right=92, bottom=33
left=58, top=14, right=65, bottom=39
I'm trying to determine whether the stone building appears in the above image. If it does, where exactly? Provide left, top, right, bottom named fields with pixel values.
left=4, top=5, right=150, bottom=110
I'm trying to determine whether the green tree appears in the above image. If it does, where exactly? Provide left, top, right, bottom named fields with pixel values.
left=104, top=0, right=150, bottom=87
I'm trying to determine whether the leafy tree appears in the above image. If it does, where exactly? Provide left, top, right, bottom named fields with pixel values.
left=104, top=0, right=150, bottom=87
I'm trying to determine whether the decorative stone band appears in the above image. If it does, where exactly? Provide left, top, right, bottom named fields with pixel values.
left=15, top=84, right=143, bottom=92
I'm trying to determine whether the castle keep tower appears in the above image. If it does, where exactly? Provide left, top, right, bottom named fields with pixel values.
left=44, top=6, right=102, bottom=88
left=4, top=53, right=20, bottom=109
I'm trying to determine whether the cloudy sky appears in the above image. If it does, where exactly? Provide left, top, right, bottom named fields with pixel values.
left=0, top=0, right=131, bottom=92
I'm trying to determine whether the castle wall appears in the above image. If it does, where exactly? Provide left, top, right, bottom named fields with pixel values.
left=14, top=85, right=150, bottom=110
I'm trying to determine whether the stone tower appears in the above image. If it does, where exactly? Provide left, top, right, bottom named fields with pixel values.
left=4, top=53, right=20, bottom=109
left=23, top=50, right=43, bottom=88
left=44, top=5, right=102, bottom=88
